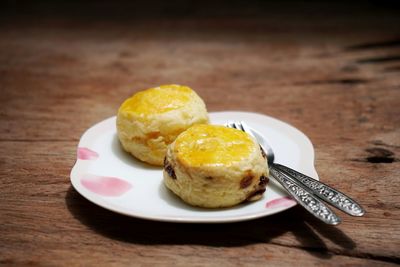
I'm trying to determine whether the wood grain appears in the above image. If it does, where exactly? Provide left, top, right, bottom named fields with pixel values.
left=1, top=1, right=400, bottom=266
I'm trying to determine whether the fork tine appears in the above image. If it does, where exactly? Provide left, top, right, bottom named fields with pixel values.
left=234, top=121, right=244, bottom=131
left=225, top=121, right=254, bottom=140
left=234, top=121, right=244, bottom=132
left=226, top=121, right=254, bottom=138
left=225, top=121, right=236, bottom=129
left=229, top=121, right=259, bottom=146
left=239, top=121, right=256, bottom=138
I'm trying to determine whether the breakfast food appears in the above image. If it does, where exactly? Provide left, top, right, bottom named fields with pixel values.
left=116, top=85, right=209, bottom=166
left=163, top=124, right=269, bottom=208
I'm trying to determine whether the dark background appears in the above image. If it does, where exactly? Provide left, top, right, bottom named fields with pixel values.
left=2, top=1, right=400, bottom=19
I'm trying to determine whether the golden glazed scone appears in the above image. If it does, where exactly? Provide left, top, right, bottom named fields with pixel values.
left=163, top=124, right=269, bottom=208
left=117, top=85, right=209, bottom=166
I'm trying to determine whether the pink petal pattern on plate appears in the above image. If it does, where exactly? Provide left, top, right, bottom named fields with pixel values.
left=77, top=147, right=99, bottom=160
left=266, top=196, right=296, bottom=209
left=81, top=174, right=132, bottom=197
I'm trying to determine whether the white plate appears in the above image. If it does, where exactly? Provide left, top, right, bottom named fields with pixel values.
left=70, top=111, right=319, bottom=223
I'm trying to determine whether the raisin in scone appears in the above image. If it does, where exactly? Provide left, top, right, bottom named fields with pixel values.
left=163, top=124, right=269, bottom=208
left=117, top=84, right=208, bottom=166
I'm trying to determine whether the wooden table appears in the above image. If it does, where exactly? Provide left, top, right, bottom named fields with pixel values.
left=1, top=2, right=399, bottom=266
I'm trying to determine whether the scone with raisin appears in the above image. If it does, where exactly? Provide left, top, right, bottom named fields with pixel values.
left=163, top=124, right=269, bottom=208
left=117, top=84, right=208, bottom=166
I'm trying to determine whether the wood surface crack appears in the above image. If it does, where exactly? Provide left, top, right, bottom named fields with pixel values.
left=356, top=55, right=400, bottom=64
left=370, top=140, right=400, bottom=149
left=351, top=147, right=397, bottom=163
left=293, top=78, right=368, bottom=86
left=345, top=38, right=400, bottom=51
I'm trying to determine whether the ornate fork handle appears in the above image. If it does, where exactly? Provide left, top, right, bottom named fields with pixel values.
left=274, top=164, right=365, bottom=217
left=270, top=166, right=341, bottom=225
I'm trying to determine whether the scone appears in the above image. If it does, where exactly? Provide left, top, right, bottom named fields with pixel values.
left=163, top=124, right=269, bottom=208
left=116, top=84, right=209, bottom=166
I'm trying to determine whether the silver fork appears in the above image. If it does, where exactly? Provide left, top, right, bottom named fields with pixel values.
left=226, top=121, right=365, bottom=225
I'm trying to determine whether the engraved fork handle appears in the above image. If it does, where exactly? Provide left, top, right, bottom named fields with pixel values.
left=274, top=164, right=365, bottom=217
left=270, top=166, right=341, bottom=225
